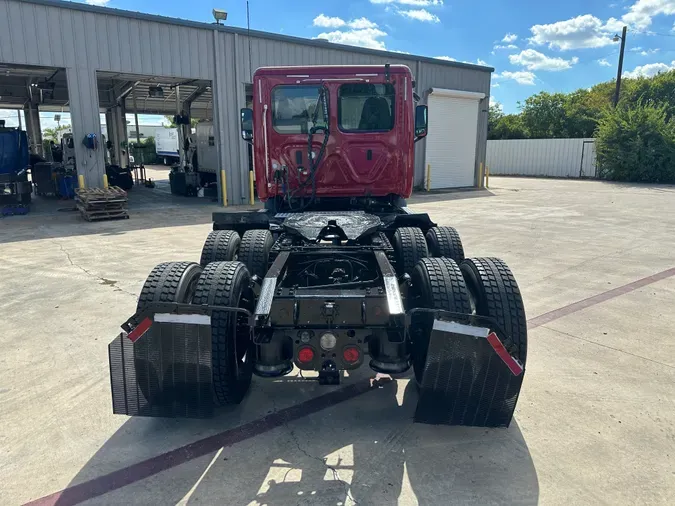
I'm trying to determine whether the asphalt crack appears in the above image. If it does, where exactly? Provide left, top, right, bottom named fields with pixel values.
left=261, top=388, right=358, bottom=505
left=58, top=242, right=136, bottom=298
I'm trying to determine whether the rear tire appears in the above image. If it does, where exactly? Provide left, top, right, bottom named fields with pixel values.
left=134, top=262, right=203, bottom=404
left=426, top=226, right=464, bottom=263
left=460, top=258, right=527, bottom=364
left=408, top=258, right=471, bottom=384
left=239, top=230, right=274, bottom=279
left=200, top=230, right=241, bottom=266
left=393, top=227, right=428, bottom=276
left=192, top=261, right=255, bottom=405
left=136, top=261, right=203, bottom=312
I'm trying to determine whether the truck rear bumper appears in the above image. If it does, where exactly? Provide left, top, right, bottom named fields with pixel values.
left=109, top=304, right=524, bottom=426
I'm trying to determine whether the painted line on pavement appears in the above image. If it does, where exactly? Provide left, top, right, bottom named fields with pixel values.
left=528, top=267, right=675, bottom=329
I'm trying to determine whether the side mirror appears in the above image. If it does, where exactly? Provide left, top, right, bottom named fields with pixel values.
left=240, top=108, right=253, bottom=143
left=415, top=104, right=428, bottom=140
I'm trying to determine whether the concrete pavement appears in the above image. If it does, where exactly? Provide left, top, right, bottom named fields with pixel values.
left=1, top=177, right=674, bottom=505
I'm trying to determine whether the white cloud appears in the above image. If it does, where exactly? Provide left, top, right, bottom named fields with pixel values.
left=313, top=14, right=346, bottom=28
left=622, top=0, right=675, bottom=30
left=434, top=56, right=489, bottom=66
left=398, top=9, right=440, bottom=22
left=349, top=17, right=378, bottom=29
left=491, top=83, right=500, bottom=88
left=603, top=17, right=625, bottom=33
left=502, top=33, right=518, bottom=43
left=314, top=16, right=388, bottom=50
left=509, top=49, right=578, bottom=71
left=623, top=60, right=675, bottom=78
left=86, top=0, right=110, bottom=5
left=641, top=48, right=660, bottom=55
left=313, top=15, right=380, bottom=30
left=494, top=71, right=537, bottom=85
left=370, top=0, right=444, bottom=5
left=317, top=26, right=388, bottom=50
left=529, top=15, right=619, bottom=50
left=629, top=46, right=644, bottom=52
left=494, top=44, right=519, bottom=50
left=598, top=58, right=612, bottom=66
left=528, top=2, right=675, bottom=53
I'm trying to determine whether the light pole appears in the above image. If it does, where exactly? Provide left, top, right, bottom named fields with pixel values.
left=613, top=26, right=627, bottom=107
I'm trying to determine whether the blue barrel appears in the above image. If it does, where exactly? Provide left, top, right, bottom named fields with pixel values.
left=0, top=129, right=29, bottom=175
left=57, top=174, right=75, bottom=199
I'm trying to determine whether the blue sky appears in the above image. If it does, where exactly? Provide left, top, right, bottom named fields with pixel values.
left=98, top=0, right=675, bottom=113
left=4, top=0, right=675, bottom=127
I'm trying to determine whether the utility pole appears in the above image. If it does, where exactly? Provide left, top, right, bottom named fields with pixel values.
left=613, top=26, right=627, bottom=107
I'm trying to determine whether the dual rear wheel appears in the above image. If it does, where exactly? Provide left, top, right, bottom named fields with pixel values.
left=408, top=256, right=528, bottom=384
left=137, top=260, right=255, bottom=406
left=393, top=225, right=526, bottom=385
left=136, top=228, right=275, bottom=406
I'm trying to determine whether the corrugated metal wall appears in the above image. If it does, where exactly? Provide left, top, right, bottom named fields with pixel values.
left=1, top=0, right=491, bottom=200
left=487, top=139, right=597, bottom=178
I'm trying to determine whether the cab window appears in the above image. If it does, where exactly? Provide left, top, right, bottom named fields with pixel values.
left=338, top=83, right=395, bottom=132
left=272, top=85, right=326, bottom=134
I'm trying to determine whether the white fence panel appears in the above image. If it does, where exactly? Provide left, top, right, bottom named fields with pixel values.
left=487, top=138, right=597, bottom=178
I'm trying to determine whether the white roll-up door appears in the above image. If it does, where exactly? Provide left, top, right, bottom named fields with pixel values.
left=426, top=89, right=485, bottom=189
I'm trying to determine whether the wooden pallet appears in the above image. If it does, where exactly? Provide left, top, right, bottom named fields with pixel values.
left=77, top=204, right=129, bottom=222
left=75, top=186, right=128, bottom=205
left=75, top=186, right=129, bottom=221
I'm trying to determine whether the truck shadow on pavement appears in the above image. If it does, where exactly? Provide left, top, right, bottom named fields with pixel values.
left=54, top=378, right=539, bottom=506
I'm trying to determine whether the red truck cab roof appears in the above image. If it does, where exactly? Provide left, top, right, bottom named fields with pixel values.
left=251, top=64, right=416, bottom=201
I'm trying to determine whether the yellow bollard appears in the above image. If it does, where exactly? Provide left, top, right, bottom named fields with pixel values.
left=102, top=174, right=109, bottom=189
left=220, top=169, right=228, bottom=206
left=485, top=165, right=490, bottom=188
left=426, top=163, right=431, bottom=192
left=78, top=174, right=85, bottom=189
left=249, top=171, right=255, bottom=205
left=479, top=162, right=484, bottom=188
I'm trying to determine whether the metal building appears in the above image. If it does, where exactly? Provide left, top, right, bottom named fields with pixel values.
left=0, top=0, right=492, bottom=204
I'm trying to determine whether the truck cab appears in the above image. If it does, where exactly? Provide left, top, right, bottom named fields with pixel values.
left=241, top=65, right=428, bottom=207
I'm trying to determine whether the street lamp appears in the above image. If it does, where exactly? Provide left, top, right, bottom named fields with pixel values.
left=212, top=9, right=228, bottom=24
left=613, top=26, right=627, bottom=107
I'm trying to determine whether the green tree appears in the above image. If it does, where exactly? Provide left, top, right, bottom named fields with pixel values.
left=519, top=92, right=568, bottom=138
left=596, top=103, right=675, bottom=183
left=42, top=124, right=70, bottom=141
left=164, top=116, right=199, bottom=128
left=489, top=113, right=529, bottom=140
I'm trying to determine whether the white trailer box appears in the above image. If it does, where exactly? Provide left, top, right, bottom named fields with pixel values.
left=155, top=128, right=179, bottom=163
left=195, top=122, right=218, bottom=174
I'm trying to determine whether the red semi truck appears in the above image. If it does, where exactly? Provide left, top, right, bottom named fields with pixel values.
left=109, top=64, right=527, bottom=427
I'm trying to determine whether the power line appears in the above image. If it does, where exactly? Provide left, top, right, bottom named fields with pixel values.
left=629, top=29, right=675, bottom=39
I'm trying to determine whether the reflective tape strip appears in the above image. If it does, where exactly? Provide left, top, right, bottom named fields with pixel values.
left=127, top=317, right=152, bottom=343
left=487, top=332, right=524, bottom=376
left=383, top=275, right=404, bottom=315
left=432, top=319, right=490, bottom=338
left=154, top=313, right=211, bottom=325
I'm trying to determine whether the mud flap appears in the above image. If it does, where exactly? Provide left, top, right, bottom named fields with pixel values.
left=414, top=319, right=524, bottom=427
left=109, top=312, right=215, bottom=418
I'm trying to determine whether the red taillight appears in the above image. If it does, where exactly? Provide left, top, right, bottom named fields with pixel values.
left=342, top=346, right=360, bottom=364
left=298, top=346, right=315, bottom=363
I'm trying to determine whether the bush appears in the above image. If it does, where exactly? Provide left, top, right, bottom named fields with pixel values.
left=596, top=103, right=675, bottom=183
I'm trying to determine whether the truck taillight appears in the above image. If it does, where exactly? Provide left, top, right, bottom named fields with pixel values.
left=298, top=346, right=315, bottom=363
left=342, top=346, right=360, bottom=364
